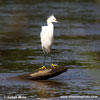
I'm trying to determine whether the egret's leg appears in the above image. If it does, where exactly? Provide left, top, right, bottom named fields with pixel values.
left=43, top=53, right=46, bottom=66
left=38, top=53, right=47, bottom=70
left=49, top=52, right=53, bottom=64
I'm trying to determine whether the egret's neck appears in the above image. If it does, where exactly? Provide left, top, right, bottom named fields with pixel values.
left=47, top=21, right=54, bottom=28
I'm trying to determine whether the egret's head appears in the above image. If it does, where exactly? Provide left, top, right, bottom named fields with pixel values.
left=47, top=15, right=58, bottom=23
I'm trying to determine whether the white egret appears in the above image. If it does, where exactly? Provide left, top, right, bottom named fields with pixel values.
left=40, top=15, right=58, bottom=70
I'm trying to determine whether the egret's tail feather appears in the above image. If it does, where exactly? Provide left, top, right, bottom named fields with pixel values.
left=42, top=46, right=50, bottom=54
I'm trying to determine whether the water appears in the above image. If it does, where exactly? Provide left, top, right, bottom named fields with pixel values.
left=0, top=0, right=100, bottom=100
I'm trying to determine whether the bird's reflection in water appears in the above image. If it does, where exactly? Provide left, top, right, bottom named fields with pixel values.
left=29, top=80, right=67, bottom=98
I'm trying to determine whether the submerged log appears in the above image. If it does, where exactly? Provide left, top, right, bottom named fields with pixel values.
left=16, top=66, right=68, bottom=80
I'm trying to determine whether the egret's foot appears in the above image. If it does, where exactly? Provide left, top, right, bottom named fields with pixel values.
left=38, top=66, right=47, bottom=70
left=51, top=64, right=58, bottom=69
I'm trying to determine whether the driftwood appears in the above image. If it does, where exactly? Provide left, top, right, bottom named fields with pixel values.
left=16, top=66, right=68, bottom=80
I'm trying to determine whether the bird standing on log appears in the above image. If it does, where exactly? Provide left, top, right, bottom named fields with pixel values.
left=40, top=15, right=58, bottom=70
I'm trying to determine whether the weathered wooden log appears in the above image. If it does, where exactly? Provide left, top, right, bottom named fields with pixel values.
left=16, top=66, right=68, bottom=80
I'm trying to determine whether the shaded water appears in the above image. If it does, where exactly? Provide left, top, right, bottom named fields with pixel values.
left=0, top=0, right=100, bottom=100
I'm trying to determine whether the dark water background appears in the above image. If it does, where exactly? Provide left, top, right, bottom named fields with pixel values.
left=0, top=0, right=100, bottom=100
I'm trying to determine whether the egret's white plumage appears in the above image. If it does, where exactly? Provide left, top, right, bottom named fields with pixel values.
left=40, top=15, right=58, bottom=66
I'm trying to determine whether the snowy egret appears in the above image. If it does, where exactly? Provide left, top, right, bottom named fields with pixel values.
left=40, top=15, right=58, bottom=70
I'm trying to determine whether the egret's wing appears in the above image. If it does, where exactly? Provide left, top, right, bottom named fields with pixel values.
left=40, top=26, right=53, bottom=53
left=40, top=26, right=53, bottom=40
